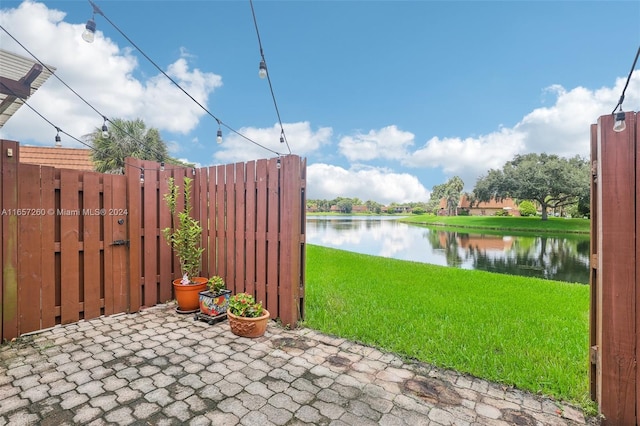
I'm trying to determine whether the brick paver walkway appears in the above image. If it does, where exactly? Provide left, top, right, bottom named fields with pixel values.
left=0, top=304, right=600, bottom=425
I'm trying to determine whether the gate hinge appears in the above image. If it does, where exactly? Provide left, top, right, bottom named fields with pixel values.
left=591, top=254, right=598, bottom=269
left=591, top=160, right=598, bottom=183
left=590, top=345, right=599, bottom=365
left=111, top=239, right=130, bottom=247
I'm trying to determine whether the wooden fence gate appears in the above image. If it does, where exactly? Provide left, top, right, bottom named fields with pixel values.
left=590, top=111, right=639, bottom=425
left=0, top=140, right=306, bottom=341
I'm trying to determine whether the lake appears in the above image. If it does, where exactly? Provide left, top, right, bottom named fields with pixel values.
left=306, top=216, right=590, bottom=284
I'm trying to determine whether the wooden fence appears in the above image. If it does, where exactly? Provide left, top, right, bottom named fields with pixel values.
left=590, top=111, right=639, bottom=425
left=0, top=140, right=306, bottom=341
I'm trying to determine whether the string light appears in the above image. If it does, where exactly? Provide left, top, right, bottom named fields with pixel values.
left=276, top=157, right=281, bottom=169
left=250, top=0, right=292, bottom=155
left=611, top=46, right=639, bottom=132
left=216, top=120, right=223, bottom=144
left=82, top=16, right=96, bottom=43
left=55, top=128, right=62, bottom=147
left=160, top=161, right=165, bottom=171
left=101, top=117, right=109, bottom=138
left=139, top=170, right=144, bottom=183
left=77, top=1, right=282, bottom=156
left=258, top=60, right=267, bottom=79
left=613, top=110, right=626, bottom=132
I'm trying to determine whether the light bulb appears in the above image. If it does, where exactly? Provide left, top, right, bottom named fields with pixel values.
left=101, top=123, right=109, bottom=138
left=258, top=60, right=267, bottom=79
left=613, top=111, right=626, bottom=132
left=216, top=129, right=222, bottom=144
left=139, top=171, right=144, bottom=183
left=160, top=161, right=165, bottom=172
left=55, top=134, right=61, bottom=147
left=82, top=18, right=96, bottom=43
left=276, top=158, right=281, bottom=169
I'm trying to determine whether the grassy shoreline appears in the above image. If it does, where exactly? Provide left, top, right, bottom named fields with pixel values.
left=304, top=244, right=592, bottom=412
left=399, top=215, right=590, bottom=234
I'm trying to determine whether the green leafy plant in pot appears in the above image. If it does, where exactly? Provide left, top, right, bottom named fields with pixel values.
left=198, top=275, right=231, bottom=318
left=227, top=293, right=270, bottom=338
left=162, top=176, right=206, bottom=312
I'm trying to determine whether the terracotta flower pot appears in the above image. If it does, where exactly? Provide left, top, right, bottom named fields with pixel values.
left=227, top=309, right=270, bottom=338
left=173, top=277, right=207, bottom=313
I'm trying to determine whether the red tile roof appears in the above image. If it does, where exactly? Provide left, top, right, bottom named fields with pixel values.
left=20, top=146, right=94, bottom=171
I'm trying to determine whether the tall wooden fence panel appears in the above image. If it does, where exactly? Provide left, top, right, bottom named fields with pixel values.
left=590, top=111, right=639, bottom=425
left=0, top=141, right=305, bottom=341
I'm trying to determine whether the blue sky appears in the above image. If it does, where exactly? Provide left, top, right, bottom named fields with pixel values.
left=1, top=0, right=639, bottom=204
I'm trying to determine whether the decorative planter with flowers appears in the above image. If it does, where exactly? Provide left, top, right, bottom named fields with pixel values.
left=162, top=177, right=206, bottom=313
left=227, top=293, right=270, bottom=338
left=199, top=275, right=231, bottom=317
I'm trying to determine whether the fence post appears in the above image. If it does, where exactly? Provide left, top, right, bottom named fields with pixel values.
left=1, top=140, right=20, bottom=341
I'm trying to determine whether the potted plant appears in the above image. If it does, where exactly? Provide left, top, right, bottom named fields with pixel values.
left=162, top=176, right=207, bottom=313
left=198, top=275, right=232, bottom=318
left=227, top=293, right=270, bottom=338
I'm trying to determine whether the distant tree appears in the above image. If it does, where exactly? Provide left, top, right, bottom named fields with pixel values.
left=444, top=176, right=464, bottom=216
left=473, top=153, right=590, bottom=221
left=336, top=199, right=353, bottom=213
left=87, top=118, right=186, bottom=174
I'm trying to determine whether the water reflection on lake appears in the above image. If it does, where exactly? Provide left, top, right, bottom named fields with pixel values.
left=306, top=216, right=590, bottom=284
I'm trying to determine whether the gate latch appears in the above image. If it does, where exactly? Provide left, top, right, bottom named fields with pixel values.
left=111, top=239, right=130, bottom=247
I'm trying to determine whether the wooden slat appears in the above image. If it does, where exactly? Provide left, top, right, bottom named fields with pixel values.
left=82, top=172, right=101, bottom=319
left=40, top=166, right=55, bottom=328
left=266, top=158, right=279, bottom=315
left=143, top=166, right=158, bottom=307
left=126, top=161, right=142, bottom=312
left=225, top=164, right=236, bottom=292
left=103, top=175, right=115, bottom=315
left=635, top=112, right=640, bottom=419
left=245, top=161, right=257, bottom=297
left=589, top=123, right=599, bottom=403
left=59, top=169, right=80, bottom=324
left=255, top=159, right=268, bottom=307
left=235, top=163, right=246, bottom=294
left=17, top=164, right=42, bottom=333
left=1, top=140, right=19, bottom=340
left=216, top=165, right=226, bottom=279
left=597, top=112, right=636, bottom=425
left=158, top=169, right=172, bottom=303
left=205, top=166, right=217, bottom=277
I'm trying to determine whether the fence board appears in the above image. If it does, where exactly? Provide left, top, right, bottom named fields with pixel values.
left=266, top=158, right=279, bottom=314
left=126, top=162, right=142, bottom=312
left=83, top=172, right=101, bottom=320
left=103, top=175, right=115, bottom=316
left=245, top=161, right=257, bottom=297
left=158, top=170, right=172, bottom=302
left=40, top=166, right=55, bottom=328
left=143, top=167, right=159, bottom=307
left=215, top=165, right=226, bottom=279
left=589, top=123, right=599, bottom=403
left=1, top=140, right=19, bottom=340
left=596, top=112, right=636, bottom=424
left=17, top=163, right=41, bottom=333
left=59, top=169, right=81, bottom=324
left=635, top=113, right=640, bottom=418
left=235, top=163, right=246, bottom=294
left=111, top=174, right=128, bottom=314
left=255, top=159, right=268, bottom=308
left=224, top=164, right=236, bottom=292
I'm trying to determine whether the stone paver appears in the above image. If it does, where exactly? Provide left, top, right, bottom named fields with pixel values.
left=0, top=303, right=600, bottom=425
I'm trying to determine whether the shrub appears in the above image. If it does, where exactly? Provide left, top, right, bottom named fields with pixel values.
left=519, top=200, right=537, bottom=217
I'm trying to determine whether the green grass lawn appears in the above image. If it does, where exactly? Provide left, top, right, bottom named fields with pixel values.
left=304, top=244, right=592, bottom=410
left=399, top=215, right=590, bottom=234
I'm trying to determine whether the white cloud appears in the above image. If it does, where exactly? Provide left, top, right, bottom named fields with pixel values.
left=0, top=1, right=221, bottom=145
left=213, top=122, right=332, bottom=164
left=307, top=163, right=430, bottom=204
left=338, top=125, right=414, bottom=161
left=400, top=71, right=640, bottom=189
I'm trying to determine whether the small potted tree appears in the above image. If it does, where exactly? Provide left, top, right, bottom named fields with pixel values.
left=162, top=176, right=206, bottom=313
left=227, top=293, right=270, bottom=338
left=198, top=275, right=232, bottom=319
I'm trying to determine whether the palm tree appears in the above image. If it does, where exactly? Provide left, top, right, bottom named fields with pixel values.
left=87, top=118, right=176, bottom=173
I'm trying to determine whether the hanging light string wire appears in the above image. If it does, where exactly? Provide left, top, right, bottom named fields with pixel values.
left=611, top=45, right=640, bottom=114
left=1, top=23, right=181, bottom=165
left=1, top=86, right=151, bottom=173
left=249, top=0, right=292, bottom=155
left=87, top=0, right=282, bottom=156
